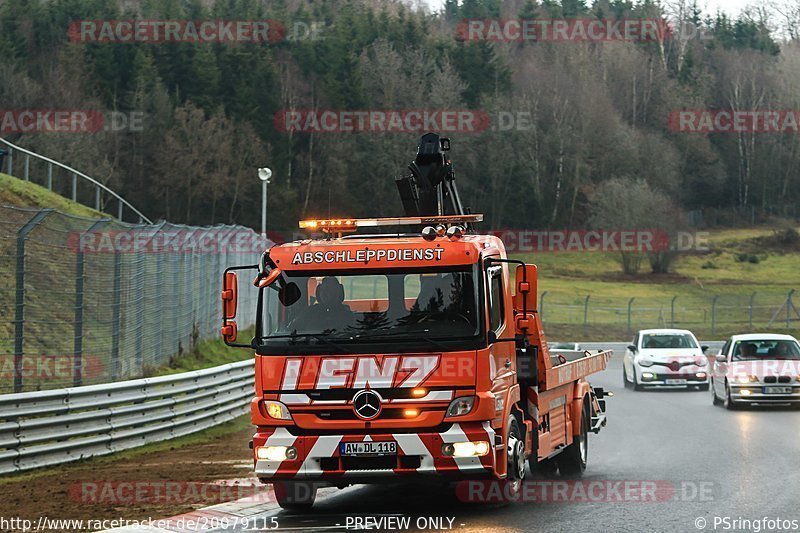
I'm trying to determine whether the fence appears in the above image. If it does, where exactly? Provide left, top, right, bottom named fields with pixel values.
left=539, top=290, right=800, bottom=339
left=0, top=359, right=253, bottom=474
left=0, top=204, right=266, bottom=394
left=0, top=137, right=151, bottom=224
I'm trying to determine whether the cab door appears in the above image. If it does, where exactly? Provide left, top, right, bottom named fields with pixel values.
left=486, top=264, right=515, bottom=397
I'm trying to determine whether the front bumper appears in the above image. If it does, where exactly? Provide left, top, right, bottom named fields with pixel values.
left=638, top=369, right=709, bottom=387
left=253, top=422, right=496, bottom=481
left=730, top=384, right=800, bottom=403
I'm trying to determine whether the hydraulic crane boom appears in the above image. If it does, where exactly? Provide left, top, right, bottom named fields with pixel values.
left=395, top=133, right=469, bottom=219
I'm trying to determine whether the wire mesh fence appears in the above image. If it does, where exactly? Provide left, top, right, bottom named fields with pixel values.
left=539, top=290, right=800, bottom=340
left=0, top=205, right=266, bottom=394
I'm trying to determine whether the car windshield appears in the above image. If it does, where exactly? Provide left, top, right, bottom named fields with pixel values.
left=257, top=265, right=483, bottom=354
left=732, top=339, right=800, bottom=361
left=641, top=333, right=698, bottom=349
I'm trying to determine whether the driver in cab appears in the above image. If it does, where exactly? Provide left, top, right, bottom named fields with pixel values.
left=292, top=276, right=355, bottom=332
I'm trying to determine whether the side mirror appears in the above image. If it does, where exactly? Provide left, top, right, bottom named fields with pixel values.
left=715, top=354, right=727, bottom=363
left=255, top=267, right=282, bottom=288
left=222, top=272, right=238, bottom=320
left=627, top=345, right=637, bottom=352
left=221, top=271, right=239, bottom=343
left=221, top=321, right=238, bottom=343
left=701, top=345, right=709, bottom=353
left=513, top=264, right=538, bottom=317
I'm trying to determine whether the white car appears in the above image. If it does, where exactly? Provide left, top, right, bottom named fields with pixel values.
left=623, top=329, right=710, bottom=391
left=711, top=333, right=800, bottom=409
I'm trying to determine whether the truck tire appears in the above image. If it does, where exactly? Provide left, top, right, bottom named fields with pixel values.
left=504, top=416, right=526, bottom=497
left=273, top=481, right=317, bottom=511
left=557, top=398, right=589, bottom=477
left=530, top=456, right=558, bottom=478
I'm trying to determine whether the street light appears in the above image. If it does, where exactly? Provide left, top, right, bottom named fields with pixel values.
left=258, top=167, right=272, bottom=238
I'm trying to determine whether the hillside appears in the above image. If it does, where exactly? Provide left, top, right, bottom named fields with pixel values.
left=0, top=173, right=108, bottom=218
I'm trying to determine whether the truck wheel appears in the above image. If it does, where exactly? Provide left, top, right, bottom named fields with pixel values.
left=504, top=417, right=526, bottom=497
left=273, top=481, right=317, bottom=511
left=558, top=398, right=589, bottom=477
left=530, top=456, right=558, bottom=478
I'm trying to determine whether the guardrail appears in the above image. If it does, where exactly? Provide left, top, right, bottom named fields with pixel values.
left=0, top=137, right=152, bottom=223
left=0, top=359, right=254, bottom=474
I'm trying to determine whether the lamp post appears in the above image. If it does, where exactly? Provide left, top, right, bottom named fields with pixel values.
left=258, top=167, right=272, bottom=238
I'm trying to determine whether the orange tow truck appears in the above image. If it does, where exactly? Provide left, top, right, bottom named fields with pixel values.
left=221, top=133, right=611, bottom=509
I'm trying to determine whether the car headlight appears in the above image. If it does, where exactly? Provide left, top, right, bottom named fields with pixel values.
left=638, top=359, right=654, bottom=367
left=732, top=375, right=758, bottom=384
left=694, top=356, right=708, bottom=367
left=263, top=400, right=292, bottom=420
left=446, top=396, right=475, bottom=417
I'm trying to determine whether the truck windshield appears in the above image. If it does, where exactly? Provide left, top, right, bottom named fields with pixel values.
left=257, top=265, right=483, bottom=354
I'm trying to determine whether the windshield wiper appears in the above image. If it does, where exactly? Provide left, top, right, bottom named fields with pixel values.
left=352, top=330, right=466, bottom=351
left=262, top=331, right=350, bottom=353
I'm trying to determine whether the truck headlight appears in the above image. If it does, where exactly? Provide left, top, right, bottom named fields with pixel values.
left=256, top=446, right=297, bottom=461
left=442, top=441, right=490, bottom=457
left=264, top=400, right=292, bottom=420
left=638, top=359, right=653, bottom=367
left=446, top=396, right=475, bottom=417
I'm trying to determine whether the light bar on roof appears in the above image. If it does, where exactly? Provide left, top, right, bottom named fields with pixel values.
left=298, top=214, right=483, bottom=232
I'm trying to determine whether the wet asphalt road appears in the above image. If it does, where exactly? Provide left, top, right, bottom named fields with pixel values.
left=214, top=343, right=800, bottom=533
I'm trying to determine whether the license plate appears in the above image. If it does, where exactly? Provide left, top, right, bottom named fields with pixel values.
left=665, top=379, right=687, bottom=385
left=339, top=441, right=397, bottom=456
left=764, top=386, right=793, bottom=394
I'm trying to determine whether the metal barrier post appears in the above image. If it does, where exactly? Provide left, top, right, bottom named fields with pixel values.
left=7, top=147, right=13, bottom=176
left=111, top=250, right=123, bottom=379
left=24, top=154, right=30, bottom=181
left=670, top=295, right=678, bottom=327
left=539, top=291, right=548, bottom=322
left=14, top=209, right=52, bottom=392
left=627, top=297, right=635, bottom=333
left=72, top=173, right=77, bottom=201
left=74, top=219, right=111, bottom=387
left=711, top=295, right=719, bottom=336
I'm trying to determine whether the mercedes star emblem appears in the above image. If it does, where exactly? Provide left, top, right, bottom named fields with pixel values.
left=352, top=389, right=382, bottom=420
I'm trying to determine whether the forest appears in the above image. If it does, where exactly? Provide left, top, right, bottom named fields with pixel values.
left=1, top=0, right=797, bottom=232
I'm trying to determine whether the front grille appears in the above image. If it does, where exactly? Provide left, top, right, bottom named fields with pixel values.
left=652, top=361, right=694, bottom=371
left=320, top=455, right=421, bottom=471
left=303, top=388, right=441, bottom=402
left=765, top=376, right=776, bottom=383
left=314, top=408, right=428, bottom=420
left=650, top=373, right=705, bottom=382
